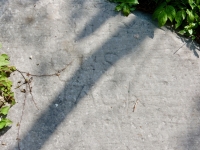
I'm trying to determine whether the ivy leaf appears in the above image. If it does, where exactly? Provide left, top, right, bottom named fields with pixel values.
left=0, top=106, right=10, bottom=115
left=186, top=9, right=195, bottom=23
left=114, top=0, right=139, bottom=4
left=158, top=10, right=168, bottom=26
left=188, top=0, right=195, bottom=9
left=115, top=4, right=122, bottom=11
left=3, top=118, right=12, bottom=126
left=188, top=29, right=193, bottom=35
left=122, top=4, right=130, bottom=16
left=165, top=5, right=176, bottom=22
left=0, top=118, right=12, bottom=129
left=128, top=0, right=139, bottom=5
left=175, top=10, right=185, bottom=28
left=181, top=10, right=186, bottom=20
left=130, top=7, right=136, bottom=11
left=179, top=30, right=186, bottom=35
left=0, top=54, right=9, bottom=67
left=152, top=2, right=167, bottom=20
left=0, top=121, right=6, bottom=129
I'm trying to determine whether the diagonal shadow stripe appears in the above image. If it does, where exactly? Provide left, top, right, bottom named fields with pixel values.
left=12, top=18, right=154, bottom=150
left=10, top=1, right=155, bottom=150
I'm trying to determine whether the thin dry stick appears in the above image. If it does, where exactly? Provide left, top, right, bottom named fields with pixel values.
left=16, top=69, right=39, bottom=110
left=16, top=61, right=73, bottom=108
left=133, top=99, right=139, bottom=112
left=14, top=82, right=26, bottom=89
left=15, top=61, right=73, bottom=148
left=174, top=43, right=186, bottom=54
left=17, top=84, right=28, bottom=150
left=18, top=61, right=73, bottom=77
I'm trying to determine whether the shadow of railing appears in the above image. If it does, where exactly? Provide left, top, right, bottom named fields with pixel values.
left=4, top=0, right=157, bottom=149
left=178, top=97, right=200, bottom=150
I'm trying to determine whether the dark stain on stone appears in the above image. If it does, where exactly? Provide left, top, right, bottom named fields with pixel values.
left=25, top=16, right=35, bottom=24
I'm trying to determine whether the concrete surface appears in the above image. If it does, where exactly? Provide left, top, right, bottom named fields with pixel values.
left=0, top=0, right=200, bottom=150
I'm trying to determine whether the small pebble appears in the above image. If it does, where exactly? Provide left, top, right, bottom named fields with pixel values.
left=134, top=34, right=139, bottom=39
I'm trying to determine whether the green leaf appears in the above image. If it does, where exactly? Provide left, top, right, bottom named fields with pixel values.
left=0, top=106, right=10, bottom=115
left=3, top=118, right=12, bottom=126
left=0, top=118, right=12, bottom=129
left=188, top=0, right=195, bottom=9
left=188, top=29, right=193, bottom=35
left=130, top=7, right=136, bottom=11
left=165, top=5, right=176, bottom=22
left=179, top=30, right=186, bottom=35
left=194, top=14, right=200, bottom=22
left=152, top=2, right=167, bottom=20
left=11, top=100, right=16, bottom=106
left=186, top=9, right=195, bottom=22
left=114, top=0, right=139, bottom=4
left=181, top=10, right=186, bottom=20
left=0, top=54, right=9, bottom=67
left=0, top=121, right=6, bottom=129
left=115, top=4, right=122, bottom=11
left=175, top=10, right=185, bottom=28
left=123, top=4, right=131, bottom=16
left=126, top=0, right=139, bottom=5
left=153, top=8, right=162, bottom=20
left=1, top=54, right=9, bottom=60
left=158, top=10, right=168, bottom=26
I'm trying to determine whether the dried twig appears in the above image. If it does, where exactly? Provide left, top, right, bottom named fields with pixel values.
left=19, top=61, right=72, bottom=77
left=174, top=43, right=186, bottom=54
left=133, top=99, right=139, bottom=112
left=15, top=61, right=72, bottom=149
left=17, top=84, right=28, bottom=150
left=16, top=69, right=39, bottom=110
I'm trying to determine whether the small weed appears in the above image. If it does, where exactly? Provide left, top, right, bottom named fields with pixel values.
left=0, top=53, right=16, bottom=130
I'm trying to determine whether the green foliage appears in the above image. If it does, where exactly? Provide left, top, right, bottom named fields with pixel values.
left=0, top=106, right=10, bottom=115
left=109, top=0, right=139, bottom=16
left=109, top=0, right=200, bottom=42
left=0, top=52, right=16, bottom=130
left=153, top=2, right=176, bottom=26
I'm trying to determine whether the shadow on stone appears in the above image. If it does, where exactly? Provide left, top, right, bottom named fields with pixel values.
left=9, top=1, right=156, bottom=149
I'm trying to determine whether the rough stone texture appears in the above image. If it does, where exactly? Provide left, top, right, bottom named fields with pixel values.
left=0, top=0, right=200, bottom=150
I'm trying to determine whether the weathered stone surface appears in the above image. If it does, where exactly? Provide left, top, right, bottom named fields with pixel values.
left=0, top=0, right=200, bottom=150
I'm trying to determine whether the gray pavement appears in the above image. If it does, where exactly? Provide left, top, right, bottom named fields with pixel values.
left=0, top=0, right=200, bottom=150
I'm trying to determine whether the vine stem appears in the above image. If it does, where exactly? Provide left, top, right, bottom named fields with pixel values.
left=18, top=61, right=72, bottom=77
left=17, top=84, right=27, bottom=150
left=16, top=69, right=39, bottom=110
left=15, top=61, right=73, bottom=149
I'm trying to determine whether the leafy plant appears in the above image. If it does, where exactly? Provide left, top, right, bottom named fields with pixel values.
left=0, top=52, right=16, bottom=130
left=109, top=0, right=200, bottom=43
left=0, top=106, right=12, bottom=129
left=152, top=0, right=200, bottom=39
left=152, top=1, right=176, bottom=26
left=109, top=0, right=139, bottom=16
